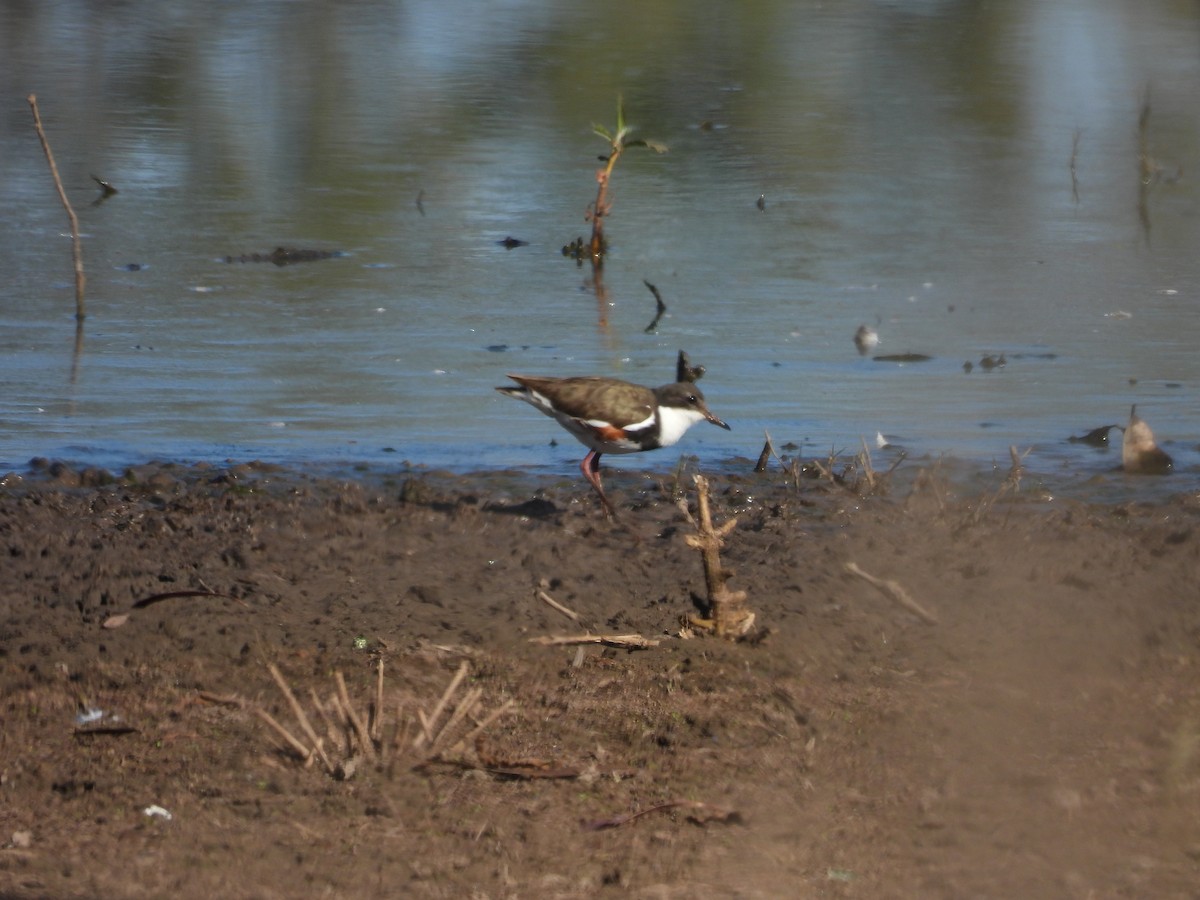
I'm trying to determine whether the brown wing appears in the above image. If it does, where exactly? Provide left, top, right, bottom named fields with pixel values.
left=505, top=375, right=655, bottom=427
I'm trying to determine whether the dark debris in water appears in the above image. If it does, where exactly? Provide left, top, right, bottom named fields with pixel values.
left=1068, top=424, right=1119, bottom=447
left=497, top=236, right=528, bottom=249
left=224, top=247, right=347, bottom=266
left=873, top=353, right=932, bottom=364
left=643, top=279, right=667, bottom=333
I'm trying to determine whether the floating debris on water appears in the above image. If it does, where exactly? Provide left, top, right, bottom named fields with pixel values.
left=224, top=247, right=347, bottom=266
left=873, top=353, right=930, bottom=364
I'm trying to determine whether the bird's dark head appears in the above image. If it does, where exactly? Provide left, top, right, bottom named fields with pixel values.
left=657, top=382, right=730, bottom=431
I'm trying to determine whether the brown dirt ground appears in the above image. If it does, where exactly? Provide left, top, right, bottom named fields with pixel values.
left=1, top=459, right=1198, bottom=899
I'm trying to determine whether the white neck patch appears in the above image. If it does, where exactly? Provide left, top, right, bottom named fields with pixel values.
left=656, top=405, right=706, bottom=448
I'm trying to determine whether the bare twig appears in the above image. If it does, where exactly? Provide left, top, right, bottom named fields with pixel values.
left=537, top=589, right=581, bottom=622
left=27, top=94, right=86, bottom=320
left=844, top=562, right=938, bottom=625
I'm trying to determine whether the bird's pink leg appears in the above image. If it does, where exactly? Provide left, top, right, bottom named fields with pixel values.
left=579, top=450, right=615, bottom=517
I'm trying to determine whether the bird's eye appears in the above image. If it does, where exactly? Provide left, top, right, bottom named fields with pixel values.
left=688, top=395, right=697, bottom=403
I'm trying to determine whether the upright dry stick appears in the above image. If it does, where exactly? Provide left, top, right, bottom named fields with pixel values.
left=686, top=474, right=754, bottom=637
left=27, top=95, right=85, bottom=320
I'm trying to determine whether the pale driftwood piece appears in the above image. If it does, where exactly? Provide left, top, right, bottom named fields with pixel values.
left=685, top=474, right=754, bottom=637
left=528, top=633, right=661, bottom=649
left=537, top=589, right=581, bottom=622
left=844, top=562, right=938, bottom=625
left=335, top=670, right=376, bottom=760
left=413, top=661, right=470, bottom=750
left=253, top=707, right=314, bottom=765
left=268, top=663, right=334, bottom=774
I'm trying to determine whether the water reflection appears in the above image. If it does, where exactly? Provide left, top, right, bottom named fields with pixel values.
left=0, top=0, right=1197, bottom=490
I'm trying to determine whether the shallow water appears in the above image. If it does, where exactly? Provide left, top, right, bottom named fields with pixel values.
left=1, top=0, right=1198, bottom=493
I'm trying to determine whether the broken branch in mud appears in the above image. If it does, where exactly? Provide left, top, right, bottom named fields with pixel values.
left=844, top=562, right=938, bottom=625
left=528, top=633, right=660, bottom=650
left=684, top=474, right=755, bottom=638
left=582, top=799, right=743, bottom=831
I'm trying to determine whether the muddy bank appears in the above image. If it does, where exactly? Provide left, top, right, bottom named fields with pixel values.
left=1, top=459, right=1198, bottom=898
